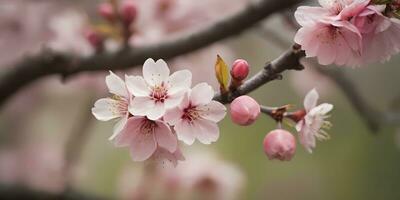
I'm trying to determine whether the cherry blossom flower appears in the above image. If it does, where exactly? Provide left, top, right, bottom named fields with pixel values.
left=294, top=3, right=364, bottom=66
left=352, top=5, right=400, bottom=63
left=126, top=58, right=192, bottom=120
left=114, top=116, right=178, bottom=161
left=296, top=89, right=333, bottom=153
left=149, top=146, right=185, bottom=167
left=164, top=83, right=226, bottom=145
left=92, top=71, right=131, bottom=140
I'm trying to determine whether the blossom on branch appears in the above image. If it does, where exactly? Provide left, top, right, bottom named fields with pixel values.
left=294, top=0, right=400, bottom=66
left=296, top=89, right=333, bottom=153
left=92, top=71, right=131, bottom=140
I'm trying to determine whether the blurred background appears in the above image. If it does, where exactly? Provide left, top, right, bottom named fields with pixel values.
left=0, top=0, right=400, bottom=199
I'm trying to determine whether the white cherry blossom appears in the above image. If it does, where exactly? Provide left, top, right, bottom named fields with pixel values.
left=92, top=71, right=131, bottom=140
left=126, top=58, right=192, bottom=120
left=296, top=89, right=333, bottom=153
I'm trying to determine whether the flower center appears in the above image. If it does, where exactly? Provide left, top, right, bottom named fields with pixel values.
left=150, top=83, right=168, bottom=103
left=182, top=104, right=200, bottom=122
left=140, top=118, right=157, bottom=135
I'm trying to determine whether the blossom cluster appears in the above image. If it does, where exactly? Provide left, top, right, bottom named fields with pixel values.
left=92, top=58, right=226, bottom=164
left=295, top=0, right=400, bottom=66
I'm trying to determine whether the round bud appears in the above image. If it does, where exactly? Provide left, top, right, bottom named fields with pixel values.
left=97, top=2, right=114, bottom=21
left=230, top=95, right=260, bottom=126
left=263, top=129, right=296, bottom=161
left=84, top=28, right=104, bottom=51
left=231, top=59, right=250, bottom=81
left=120, top=0, right=138, bottom=25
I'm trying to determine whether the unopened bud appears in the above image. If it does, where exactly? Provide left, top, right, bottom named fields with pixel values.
left=231, top=59, right=249, bottom=81
left=98, top=2, right=115, bottom=22
left=120, top=0, right=138, bottom=25
left=263, top=129, right=296, bottom=161
left=84, top=28, right=104, bottom=52
left=230, top=95, right=260, bottom=126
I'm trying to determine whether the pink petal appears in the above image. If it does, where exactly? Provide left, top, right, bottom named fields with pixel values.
left=110, top=116, right=128, bottom=140
left=303, top=89, right=319, bottom=112
left=167, top=70, right=192, bottom=95
left=114, top=117, right=143, bottom=147
left=193, top=119, right=219, bottom=144
left=129, top=96, right=155, bottom=116
left=164, top=107, right=184, bottom=126
left=146, top=102, right=166, bottom=120
left=130, top=128, right=157, bottom=161
left=154, top=121, right=177, bottom=153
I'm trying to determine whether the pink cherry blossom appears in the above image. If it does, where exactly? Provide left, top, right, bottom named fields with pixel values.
left=263, top=129, right=296, bottom=161
left=294, top=7, right=363, bottom=66
left=230, top=95, right=260, bottom=126
left=149, top=146, right=185, bottom=167
left=126, top=58, right=192, bottom=120
left=92, top=71, right=131, bottom=140
left=352, top=5, right=400, bottom=63
left=296, top=89, right=333, bottom=153
left=164, top=83, right=226, bottom=145
left=114, top=116, right=178, bottom=161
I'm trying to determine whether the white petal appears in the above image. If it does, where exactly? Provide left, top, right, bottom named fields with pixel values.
left=130, top=131, right=157, bottom=161
left=164, top=92, right=184, bottom=109
left=106, top=71, right=128, bottom=97
left=164, top=107, right=183, bottom=125
left=167, top=70, right=192, bottom=95
left=190, top=83, right=214, bottom=106
left=109, top=116, right=128, bottom=140
left=304, top=88, right=319, bottom=112
left=310, top=103, right=333, bottom=116
left=193, top=119, right=220, bottom=144
left=174, top=121, right=196, bottom=145
left=125, top=75, right=150, bottom=97
left=143, top=58, right=170, bottom=86
left=295, top=120, right=304, bottom=132
left=154, top=121, right=177, bottom=153
left=146, top=103, right=166, bottom=120
left=129, top=97, right=155, bottom=116
left=198, top=101, right=226, bottom=122
left=92, top=98, right=120, bottom=121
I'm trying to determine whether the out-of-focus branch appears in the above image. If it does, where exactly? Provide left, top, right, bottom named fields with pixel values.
left=0, top=184, right=105, bottom=200
left=214, top=45, right=305, bottom=103
left=0, top=0, right=304, bottom=109
left=256, top=26, right=382, bottom=132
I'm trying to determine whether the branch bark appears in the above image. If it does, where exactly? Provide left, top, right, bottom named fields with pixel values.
left=0, top=0, right=303, bottom=108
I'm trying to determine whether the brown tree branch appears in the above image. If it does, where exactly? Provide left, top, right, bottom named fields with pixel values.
left=0, top=0, right=304, bottom=109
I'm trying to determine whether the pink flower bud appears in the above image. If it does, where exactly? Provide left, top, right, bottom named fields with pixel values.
left=230, top=95, right=260, bottom=126
left=84, top=28, right=104, bottom=51
left=97, top=2, right=114, bottom=21
left=263, top=129, right=296, bottom=161
left=120, top=0, right=138, bottom=25
left=231, top=59, right=249, bottom=81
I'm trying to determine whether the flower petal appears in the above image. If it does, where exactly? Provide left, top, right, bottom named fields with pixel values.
left=198, top=100, right=226, bottom=122
left=164, top=107, right=183, bottom=125
left=193, top=119, right=219, bottom=144
left=129, top=96, right=155, bottom=116
left=174, top=121, right=196, bottom=145
left=167, top=70, right=192, bottom=95
left=190, top=83, right=214, bottom=106
left=110, top=116, right=128, bottom=140
left=130, top=129, right=157, bottom=161
left=143, top=58, right=170, bottom=86
left=114, top=117, right=143, bottom=147
left=164, top=92, right=184, bottom=109
left=125, top=75, right=150, bottom=97
left=146, top=103, right=166, bottom=120
left=92, top=98, right=121, bottom=121
left=154, top=121, right=177, bottom=153
left=106, top=71, right=128, bottom=97
left=304, top=88, right=319, bottom=112
left=310, top=103, right=333, bottom=116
